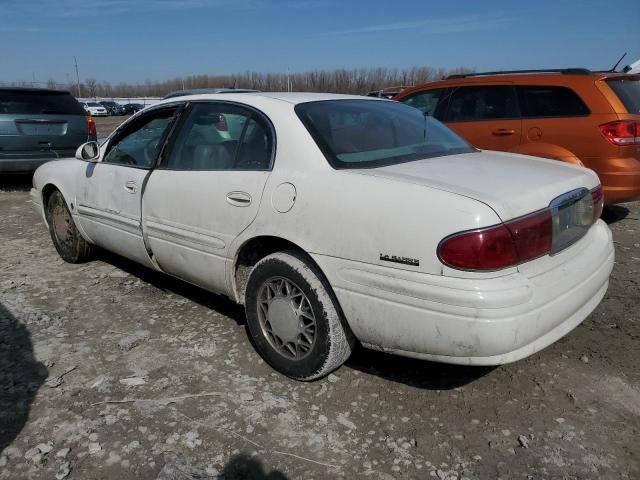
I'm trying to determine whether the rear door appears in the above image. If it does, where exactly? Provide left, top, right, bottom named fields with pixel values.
left=439, top=84, right=522, bottom=151
left=0, top=90, right=89, bottom=159
left=516, top=85, right=593, bottom=161
left=142, top=101, right=274, bottom=295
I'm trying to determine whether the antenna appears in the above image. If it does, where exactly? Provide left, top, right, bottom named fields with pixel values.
left=609, top=52, right=627, bottom=72
left=73, top=56, right=81, bottom=97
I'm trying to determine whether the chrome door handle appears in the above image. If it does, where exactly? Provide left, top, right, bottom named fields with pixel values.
left=226, top=191, right=252, bottom=207
left=492, top=128, right=516, bottom=136
left=124, top=181, right=137, bottom=194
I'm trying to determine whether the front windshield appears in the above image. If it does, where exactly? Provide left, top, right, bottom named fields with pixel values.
left=295, top=99, right=475, bottom=169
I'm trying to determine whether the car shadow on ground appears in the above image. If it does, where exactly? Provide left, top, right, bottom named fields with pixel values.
left=157, top=453, right=289, bottom=479
left=602, top=204, right=630, bottom=224
left=0, top=175, right=32, bottom=192
left=0, top=302, right=48, bottom=455
left=95, top=250, right=247, bottom=326
left=346, top=345, right=494, bottom=390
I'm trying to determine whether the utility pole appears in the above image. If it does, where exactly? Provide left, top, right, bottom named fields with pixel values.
left=73, top=56, right=81, bottom=97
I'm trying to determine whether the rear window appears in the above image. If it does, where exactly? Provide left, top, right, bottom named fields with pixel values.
left=0, top=90, right=86, bottom=115
left=607, top=78, right=640, bottom=113
left=295, top=100, right=475, bottom=169
left=516, top=86, right=590, bottom=118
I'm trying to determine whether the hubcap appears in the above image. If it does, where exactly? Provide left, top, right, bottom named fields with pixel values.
left=257, top=277, right=317, bottom=360
left=52, top=203, right=73, bottom=247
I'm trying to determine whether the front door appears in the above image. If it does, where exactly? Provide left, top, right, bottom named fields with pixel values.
left=142, top=101, right=274, bottom=295
left=441, top=84, right=522, bottom=151
left=76, top=106, right=179, bottom=267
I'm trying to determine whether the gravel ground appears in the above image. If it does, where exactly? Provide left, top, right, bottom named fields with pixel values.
left=0, top=176, right=638, bottom=479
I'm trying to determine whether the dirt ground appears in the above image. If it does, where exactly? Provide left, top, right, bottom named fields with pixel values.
left=0, top=169, right=639, bottom=479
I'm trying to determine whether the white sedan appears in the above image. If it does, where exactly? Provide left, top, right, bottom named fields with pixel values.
left=81, top=102, right=108, bottom=116
left=30, top=92, right=614, bottom=380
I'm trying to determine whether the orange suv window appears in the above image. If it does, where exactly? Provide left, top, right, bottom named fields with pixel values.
left=516, top=86, right=590, bottom=118
left=441, top=86, right=518, bottom=122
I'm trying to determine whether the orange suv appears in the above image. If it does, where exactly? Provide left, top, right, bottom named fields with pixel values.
left=394, top=69, right=640, bottom=204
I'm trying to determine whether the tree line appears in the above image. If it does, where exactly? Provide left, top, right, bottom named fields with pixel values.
left=2, top=66, right=471, bottom=98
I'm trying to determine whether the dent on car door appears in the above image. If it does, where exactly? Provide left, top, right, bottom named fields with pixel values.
left=441, top=85, right=522, bottom=151
left=142, top=101, right=274, bottom=295
left=76, top=106, right=179, bottom=267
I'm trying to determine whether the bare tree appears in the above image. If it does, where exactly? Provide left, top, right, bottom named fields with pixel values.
left=85, top=78, right=98, bottom=98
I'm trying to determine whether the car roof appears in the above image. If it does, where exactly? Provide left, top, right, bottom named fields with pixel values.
left=0, top=87, right=72, bottom=94
left=156, top=91, right=380, bottom=108
left=397, top=70, right=640, bottom=97
left=163, top=88, right=260, bottom=99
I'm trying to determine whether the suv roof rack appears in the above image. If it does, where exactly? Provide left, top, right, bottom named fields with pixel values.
left=446, top=68, right=592, bottom=80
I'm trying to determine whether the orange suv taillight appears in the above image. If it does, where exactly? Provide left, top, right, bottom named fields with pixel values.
left=599, top=120, right=640, bottom=146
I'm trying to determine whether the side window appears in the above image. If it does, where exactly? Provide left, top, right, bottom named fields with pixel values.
left=517, top=86, right=590, bottom=118
left=400, top=89, right=446, bottom=118
left=444, top=86, right=518, bottom=122
left=164, top=103, right=272, bottom=171
left=103, top=108, right=177, bottom=168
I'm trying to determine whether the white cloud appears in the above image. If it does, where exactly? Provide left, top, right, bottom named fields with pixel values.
left=322, top=13, right=518, bottom=36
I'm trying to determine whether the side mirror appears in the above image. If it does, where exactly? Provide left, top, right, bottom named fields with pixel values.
left=75, top=141, right=100, bottom=161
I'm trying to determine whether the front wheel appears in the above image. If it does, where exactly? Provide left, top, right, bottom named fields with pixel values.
left=244, top=251, right=354, bottom=381
left=46, top=190, right=93, bottom=263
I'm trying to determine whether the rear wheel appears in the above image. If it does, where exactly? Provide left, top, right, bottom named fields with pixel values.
left=245, top=251, right=354, bottom=381
left=46, top=190, right=93, bottom=263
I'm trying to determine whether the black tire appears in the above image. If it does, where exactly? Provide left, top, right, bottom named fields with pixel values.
left=245, top=251, right=355, bottom=381
left=46, top=190, right=93, bottom=263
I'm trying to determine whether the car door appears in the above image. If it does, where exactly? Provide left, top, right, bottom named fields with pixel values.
left=142, top=101, right=274, bottom=295
left=76, top=105, right=180, bottom=268
left=440, top=84, right=522, bottom=151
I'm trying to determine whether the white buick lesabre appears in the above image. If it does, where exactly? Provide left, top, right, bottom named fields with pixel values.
left=30, top=92, right=614, bottom=380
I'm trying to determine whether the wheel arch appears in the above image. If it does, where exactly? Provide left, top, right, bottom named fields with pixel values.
left=231, top=235, right=342, bottom=310
left=509, top=142, right=585, bottom=166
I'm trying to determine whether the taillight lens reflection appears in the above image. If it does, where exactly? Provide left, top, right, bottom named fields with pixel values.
left=591, top=186, right=604, bottom=221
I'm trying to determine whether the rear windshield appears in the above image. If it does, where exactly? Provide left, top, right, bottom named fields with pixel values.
left=0, top=90, right=86, bottom=115
left=607, top=78, right=640, bottom=113
left=87, top=102, right=102, bottom=107
left=295, top=100, right=475, bottom=169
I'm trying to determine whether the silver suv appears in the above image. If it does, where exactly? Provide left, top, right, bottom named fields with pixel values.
left=0, top=88, right=97, bottom=174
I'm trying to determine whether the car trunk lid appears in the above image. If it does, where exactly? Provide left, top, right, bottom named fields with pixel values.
left=349, top=150, right=600, bottom=221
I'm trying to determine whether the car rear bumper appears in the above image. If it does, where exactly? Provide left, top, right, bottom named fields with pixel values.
left=313, top=221, right=614, bottom=365
left=599, top=168, right=640, bottom=204
left=0, top=157, right=55, bottom=174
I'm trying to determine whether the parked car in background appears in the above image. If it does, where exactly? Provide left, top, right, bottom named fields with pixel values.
left=121, top=103, right=145, bottom=115
left=366, top=85, right=412, bottom=99
left=0, top=87, right=97, bottom=174
left=81, top=102, right=108, bottom=117
left=99, top=101, right=125, bottom=116
left=394, top=69, right=640, bottom=204
left=31, top=93, right=613, bottom=380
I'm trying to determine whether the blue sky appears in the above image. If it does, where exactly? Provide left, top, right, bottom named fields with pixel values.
left=1, top=0, right=638, bottom=84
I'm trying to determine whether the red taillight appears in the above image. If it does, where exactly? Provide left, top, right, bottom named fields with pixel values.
left=438, top=224, right=519, bottom=271
left=438, top=210, right=552, bottom=271
left=599, top=120, right=640, bottom=146
left=215, top=114, right=228, bottom=131
left=86, top=115, right=97, bottom=136
left=592, top=185, right=604, bottom=220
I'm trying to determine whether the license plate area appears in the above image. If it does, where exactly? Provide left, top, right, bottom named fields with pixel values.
left=550, top=188, right=593, bottom=255
left=15, top=120, right=67, bottom=136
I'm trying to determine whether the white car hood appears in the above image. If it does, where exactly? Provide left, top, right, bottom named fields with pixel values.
left=349, top=150, right=600, bottom=221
